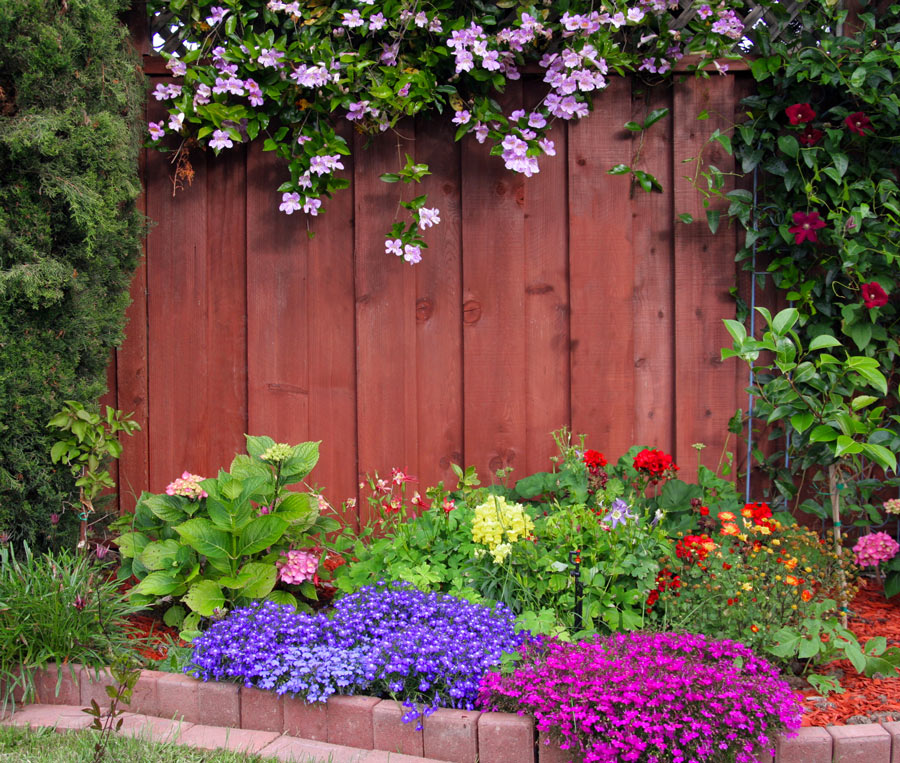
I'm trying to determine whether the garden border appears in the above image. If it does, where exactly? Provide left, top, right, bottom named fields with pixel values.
left=8, top=665, right=900, bottom=763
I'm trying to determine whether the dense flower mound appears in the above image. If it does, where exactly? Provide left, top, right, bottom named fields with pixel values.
left=188, top=582, right=528, bottom=723
left=478, top=632, right=802, bottom=763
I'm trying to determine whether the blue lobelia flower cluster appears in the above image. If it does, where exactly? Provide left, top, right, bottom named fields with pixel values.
left=187, top=581, right=528, bottom=726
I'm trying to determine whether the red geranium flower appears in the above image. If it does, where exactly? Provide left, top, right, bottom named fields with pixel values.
left=798, top=125, right=823, bottom=146
left=583, top=449, right=607, bottom=470
left=845, top=111, right=873, bottom=136
left=861, top=281, right=889, bottom=309
left=633, top=448, right=678, bottom=480
left=788, top=211, right=826, bottom=244
left=785, top=103, right=816, bottom=124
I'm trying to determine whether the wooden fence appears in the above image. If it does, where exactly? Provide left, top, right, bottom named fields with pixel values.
left=106, top=41, right=758, bottom=524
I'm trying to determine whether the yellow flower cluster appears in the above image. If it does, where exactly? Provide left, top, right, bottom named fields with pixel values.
left=471, top=496, right=535, bottom=563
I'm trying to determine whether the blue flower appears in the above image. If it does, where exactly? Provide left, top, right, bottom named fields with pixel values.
left=602, top=498, right=635, bottom=528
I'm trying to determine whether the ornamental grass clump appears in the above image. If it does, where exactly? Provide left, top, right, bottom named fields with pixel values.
left=479, top=631, right=801, bottom=763
left=187, top=582, right=527, bottom=725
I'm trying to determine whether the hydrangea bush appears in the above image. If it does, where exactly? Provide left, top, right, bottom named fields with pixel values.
left=478, top=631, right=802, bottom=763
left=187, top=582, right=529, bottom=725
left=146, top=0, right=755, bottom=259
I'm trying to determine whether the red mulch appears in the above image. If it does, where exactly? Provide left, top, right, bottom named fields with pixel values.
left=121, top=614, right=187, bottom=661
left=800, top=579, right=900, bottom=726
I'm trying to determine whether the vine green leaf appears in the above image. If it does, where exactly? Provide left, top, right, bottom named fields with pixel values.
left=809, top=334, right=842, bottom=351
left=790, top=412, right=814, bottom=433
left=808, top=425, right=838, bottom=442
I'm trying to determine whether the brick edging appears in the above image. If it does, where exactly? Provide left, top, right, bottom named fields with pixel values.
left=10, top=664, right=900, bottom=763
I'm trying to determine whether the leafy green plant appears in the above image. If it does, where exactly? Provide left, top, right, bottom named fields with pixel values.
left=0, top=543, right=143, bottom=713
left=112, top=436, right=340, bottom=641
left=48, top=401, right=140, bottom=550
left=82, top=656, right=141, bottom=763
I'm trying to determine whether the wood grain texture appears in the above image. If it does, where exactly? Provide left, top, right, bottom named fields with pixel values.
left=145, top=89, right=210, bottom=491
left=672, top=74, right=741, bottom=481
left=353, top=126, right=419, bottom=525
left=246, top=143, right=310, bottom=447
left=523, top=81, right=570, bottom=475
left=631, top=85, right=675, bottom=452
left=461, top=82, right=527, bottom=483
left=569, top=77, right=635, bottom=459
left=414, top=117, right=464, bottom=491
left=307, top=124, right=358, bottom=525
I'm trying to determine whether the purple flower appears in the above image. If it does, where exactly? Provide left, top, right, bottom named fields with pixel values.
left=209, top=129, right=233, bottom=151
left=279, top=192, right=301, bottom=215
left=205, top=6, right=228, bottom=25
left=403, top=244, right=422, bottom=264
left=417, top=207, right=440, bottom=230
left=342, top=10, right=364, bottom=28
left=369, top=13, right=386, bottom=31
left=602, top=498, right=634, bottom=528
left=303, top=197, right=322, bottom=216
left=385, top=239, right=403, bottom=257
left=452, top=110, right=471, bottom=126
left=148, top=121, right=165, bottom=141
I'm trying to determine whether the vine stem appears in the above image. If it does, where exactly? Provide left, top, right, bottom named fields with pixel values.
left=829, top=463, right=849, bottom=628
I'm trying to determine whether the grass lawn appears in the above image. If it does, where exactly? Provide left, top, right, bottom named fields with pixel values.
left=0, top=725, right=330, bottom=763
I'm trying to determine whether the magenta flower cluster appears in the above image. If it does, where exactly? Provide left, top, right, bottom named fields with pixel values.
left=853, top=532, right=900, bottom=567
left=276, top=548, right=319, bottom=585
left=165, top=471, right=208, bottom=500
left=478, top=631, right=802, bottom=763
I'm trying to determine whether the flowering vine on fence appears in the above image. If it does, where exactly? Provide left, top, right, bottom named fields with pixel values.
left=147, top=0, right=754, bottom=262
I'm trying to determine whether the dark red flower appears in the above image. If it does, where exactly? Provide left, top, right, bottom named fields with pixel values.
left=785, top=103, right=816, bottom=125
left=583, top=449, right=607, bottom=471
left=845, top=111, right=873, bottom=136
left=699, top=505, right=709, bottom=516
left=861, top=281, right=889, bottom=309
left=798, top=125, right=823, bottom=146
left=788, top=211, right=826, bottom=244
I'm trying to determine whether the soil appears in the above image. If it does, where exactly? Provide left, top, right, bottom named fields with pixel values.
left=800, top=579, right=900, bottom=726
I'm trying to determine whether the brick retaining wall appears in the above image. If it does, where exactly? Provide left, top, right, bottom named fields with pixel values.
left=8, top=665, right=900, bottom=763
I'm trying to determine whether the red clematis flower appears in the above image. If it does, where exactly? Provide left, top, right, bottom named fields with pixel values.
left=788, top=211, right=826, bottom=244
left=861, top=281, right=889, bottom=308
left=798, top=125, right=823, bottom=146
left=845, top=111, right=873, bottom=136
left=785, top=103, right=816, bottom=124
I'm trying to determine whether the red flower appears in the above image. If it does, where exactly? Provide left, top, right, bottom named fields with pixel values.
left=861, top=281, right=889, bottom=308
left=798, top=125, right=823, bottom=146
left=699, top=505, right=709, bottom=516
left=789, top=211, right=826, bottom=244
left=785, top=103, right=816, bottom=125
left=633, top=448, right=679, bottom=480
left=583, top=449, right=607, bottom=470
left=845, top=111, right=873, bottom=136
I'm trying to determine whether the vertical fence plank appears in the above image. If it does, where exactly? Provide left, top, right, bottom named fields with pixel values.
left=632, top=85, right=676, bottom=452
left=246, top=144, right=310, bottom=446
left=205, top=149, right=248, bottom=472
left=354, top=128, right=419, bottom=525
left=462, top=82, right=527, bottom=482
left=673, top=75, right=741, bottom=481
left=415, top=118, right=464, bottom=492
left=145, top=104, right=210, bottom=491
left=569, top=78, right=635, bottom=458
left=522, top=82, right=571, bottom=474
left=307, top=124, right=359, bottom=525
left=116, top=94, right=152, bottom=512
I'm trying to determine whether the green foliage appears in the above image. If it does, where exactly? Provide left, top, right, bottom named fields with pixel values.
left=703, top=1, right=900, bottom=516
left=48, top=402, right=140, bottom=511
left=112, top=436, right=340, bottom=641
left=82, top=655, right=142, bottom=763
left=0, top=543, right=143, bottom=712
left=0, top=0, right=144, bottom=549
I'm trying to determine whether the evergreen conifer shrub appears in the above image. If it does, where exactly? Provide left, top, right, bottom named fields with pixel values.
left=0, top=0, right=143, bottom=547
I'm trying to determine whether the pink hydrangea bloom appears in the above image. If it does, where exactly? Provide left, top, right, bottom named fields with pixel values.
left=277, top=549, right=319, bottom=585
left=853, top=532, right=900, bottom=567
left=165, top=471, right=208, bottom=500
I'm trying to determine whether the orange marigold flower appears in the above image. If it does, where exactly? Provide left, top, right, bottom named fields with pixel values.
left=801, top=589, right=813, bottom=602
left=751, top=624, right=760, bottom=633
left=784, top=575, right=800, bottom=586
left=718, top=511, right=736, bottom=522
left=721, top=524, right=740, bottom=536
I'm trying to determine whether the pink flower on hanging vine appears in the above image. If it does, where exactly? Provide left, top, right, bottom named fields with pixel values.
left=788, top=211, right=826, bottom=244
left=845, top=111, right=873, bottom=136
left=861, top=281, right=889, bottom=309
left=785, top=103, right=815, bottom=125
